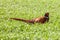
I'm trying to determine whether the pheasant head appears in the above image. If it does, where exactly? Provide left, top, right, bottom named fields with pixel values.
left=44, top=12, right=49, bottom=22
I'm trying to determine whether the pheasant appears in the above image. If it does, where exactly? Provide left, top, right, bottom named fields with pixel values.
left=10, top=12, right=49, bottom=24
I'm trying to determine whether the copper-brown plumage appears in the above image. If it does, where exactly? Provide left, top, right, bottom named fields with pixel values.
left=10, top=12, right=49, bottom=24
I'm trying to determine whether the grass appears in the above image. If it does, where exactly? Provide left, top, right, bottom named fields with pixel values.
left=0, top=0, right=60, bottom=40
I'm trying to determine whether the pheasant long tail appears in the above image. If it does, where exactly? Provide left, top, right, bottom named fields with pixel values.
left=10, top=18, right=34, bottom=23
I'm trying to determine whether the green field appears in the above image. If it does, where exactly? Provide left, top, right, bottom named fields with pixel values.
left=0, top=0, right=60, bottom=40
